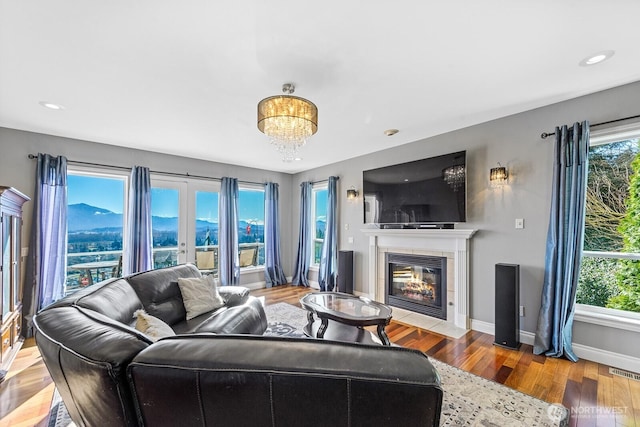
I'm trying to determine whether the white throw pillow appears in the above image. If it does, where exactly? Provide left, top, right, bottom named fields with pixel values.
left=177, top=275, right=225, bottom=320
left=134, top=309, right=175, bottom=342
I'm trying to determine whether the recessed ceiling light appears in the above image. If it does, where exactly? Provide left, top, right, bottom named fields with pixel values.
left=294, top=157, right=302, bottom=161
left=39, top=101, right=65, bottom=110
left=384, top=129, right=399, bottom=136
left=579, top=50, right=615, bottom=67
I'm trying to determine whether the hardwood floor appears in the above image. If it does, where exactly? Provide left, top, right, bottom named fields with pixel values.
left=0, top=339, right=54, bottom=427
left=1, top=285, right=638, bottom=426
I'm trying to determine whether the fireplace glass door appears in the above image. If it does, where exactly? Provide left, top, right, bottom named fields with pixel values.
left=385, top=253, right=447, bottom=320
left=391, top=264, right=442, bottom=307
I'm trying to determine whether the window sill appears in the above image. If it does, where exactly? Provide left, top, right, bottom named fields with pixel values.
left=239, top=266, right=264, bottom=275
left=574, top=304, right=640, bottom=333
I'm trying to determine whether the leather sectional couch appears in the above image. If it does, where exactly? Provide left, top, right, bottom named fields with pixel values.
left=34, top=264, right=443, bottom=426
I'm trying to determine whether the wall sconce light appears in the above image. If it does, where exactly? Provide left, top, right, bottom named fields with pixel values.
left=490, top=163, right=508, bottom=186
left=346, top=186, right=359, bottom=200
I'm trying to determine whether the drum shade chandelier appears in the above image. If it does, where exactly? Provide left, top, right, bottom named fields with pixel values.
left=258, top=83, right=318, bottom=162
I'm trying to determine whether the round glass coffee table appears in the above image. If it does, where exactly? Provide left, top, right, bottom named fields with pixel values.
left=300, top=292, right=393, bottom=346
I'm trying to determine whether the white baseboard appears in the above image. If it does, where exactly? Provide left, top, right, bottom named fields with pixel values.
left=519, top=330, right=535, bottom=346
left=353, top=290, right=373, bottom=298
left=246, top=278, right=318, bottom=290
left=572, top=343, right=640, bottom=374
left=242, top=281, right=266, bottom=290
left=470, top=319, right=494, bottom=336
left=470, top=319, right=640, bottom=373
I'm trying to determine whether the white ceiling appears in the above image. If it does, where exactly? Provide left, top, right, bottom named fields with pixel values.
left=2, top=1, right=640, bottom=174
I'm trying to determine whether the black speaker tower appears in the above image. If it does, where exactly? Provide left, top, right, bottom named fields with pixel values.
left=494, top=263, right=520, bottom=349
left=337, top=250, right=354, bottom=294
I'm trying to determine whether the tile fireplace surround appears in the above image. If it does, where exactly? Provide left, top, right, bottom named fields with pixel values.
left=360, top=228, right=477, bottom=339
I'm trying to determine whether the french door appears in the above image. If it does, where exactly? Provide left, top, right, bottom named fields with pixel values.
left=150, top=179, right=188, bottom=266
left=150, top=177, right=220, bottom=268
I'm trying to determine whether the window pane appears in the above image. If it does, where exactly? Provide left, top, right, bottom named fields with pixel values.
left=584, top=139, right=639, bottom=252
left=238, top=189, right=265, bottom=267
left=66, top=174, right=125, bottom=295
left=151, top=187, right=179, bottom=269
left=578, top=137, right=640, bottom=311
left=577, top=256, right=621, bottom=307
left=195, top=191, right=218, bottom=272
left=313, top=188, right=327, bottom=265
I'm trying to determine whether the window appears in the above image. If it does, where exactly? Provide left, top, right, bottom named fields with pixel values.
left=311, top=186, right=327, bottom=265
left=150, top=183, right=185, bottom=268
left=577, top=124, right=640, bottom=323
left=194, top=190, right=218, bottom=272
left=65, top=171, right=261, bottom=296
left=237, top=187, right=265, bottom=268
left=66, top=171, right=127, bottom=295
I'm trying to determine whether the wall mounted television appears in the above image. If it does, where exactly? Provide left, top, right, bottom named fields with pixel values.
left=363, top=151, right=466, bottom=227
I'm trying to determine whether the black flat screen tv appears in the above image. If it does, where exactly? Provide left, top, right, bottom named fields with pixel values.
left=363, top=151, right=466, bottom=225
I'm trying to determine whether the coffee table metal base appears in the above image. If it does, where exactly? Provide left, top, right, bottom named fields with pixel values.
left=303, top=313, right=390, bottom=346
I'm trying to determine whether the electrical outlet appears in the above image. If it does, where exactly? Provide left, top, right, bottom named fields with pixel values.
left=348, top=237, right=354, bottom=244
left=344, top=223, right=349, bottom=230
left=519, top=305, right=525, bottom=316
left=21, top=247, right=28, bottom=257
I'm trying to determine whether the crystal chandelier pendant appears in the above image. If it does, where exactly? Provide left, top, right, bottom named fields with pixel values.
left=271, top=138, right=305, bottom=162
left=257, top=84, right=318, bottom=162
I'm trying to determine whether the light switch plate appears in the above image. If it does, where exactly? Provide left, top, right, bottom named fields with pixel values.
left=515, top=218, right=524, bottom=229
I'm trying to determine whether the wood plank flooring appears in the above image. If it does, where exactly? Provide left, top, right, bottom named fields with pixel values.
left=1, top=285, right=638, bottom=426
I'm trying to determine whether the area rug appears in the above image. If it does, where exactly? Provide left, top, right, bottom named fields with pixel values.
left=263, top=301, right=308, bottom=338
left=49, top=302, right=568, bottom=426
left=48, top=389, right=73, bottom=427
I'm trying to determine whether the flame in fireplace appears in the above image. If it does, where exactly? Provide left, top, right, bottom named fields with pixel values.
left=400, top=274, right=436, bottom=301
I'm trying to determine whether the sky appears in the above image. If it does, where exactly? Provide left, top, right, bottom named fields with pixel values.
left=68, top=174, right=271, bottom=222
left=67, top=175, right=125, bottom=213
left=315, top=189, right=327, bottom=221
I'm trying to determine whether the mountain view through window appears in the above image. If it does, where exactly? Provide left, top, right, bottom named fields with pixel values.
left=66, top=174, right=265, bottom=295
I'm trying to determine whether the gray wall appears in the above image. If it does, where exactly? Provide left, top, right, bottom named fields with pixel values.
left=0, top=127, right=293, bottom=286
left=291, top=81, right=640, bottom=359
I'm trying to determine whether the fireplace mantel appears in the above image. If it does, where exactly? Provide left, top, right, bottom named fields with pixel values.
left=361, top=228, right=477, bottom=330
left=360, top=228, right=477, bottom=240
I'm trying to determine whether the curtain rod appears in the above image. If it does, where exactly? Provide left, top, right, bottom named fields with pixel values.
left=540, top=114, right=640, bottom=139
left=309, top=176, right=340, bottom=185
left=26, top=154, right=266, bottom=186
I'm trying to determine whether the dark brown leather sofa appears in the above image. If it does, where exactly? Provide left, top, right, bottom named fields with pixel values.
left=34, top=264, right=443, bottom=426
